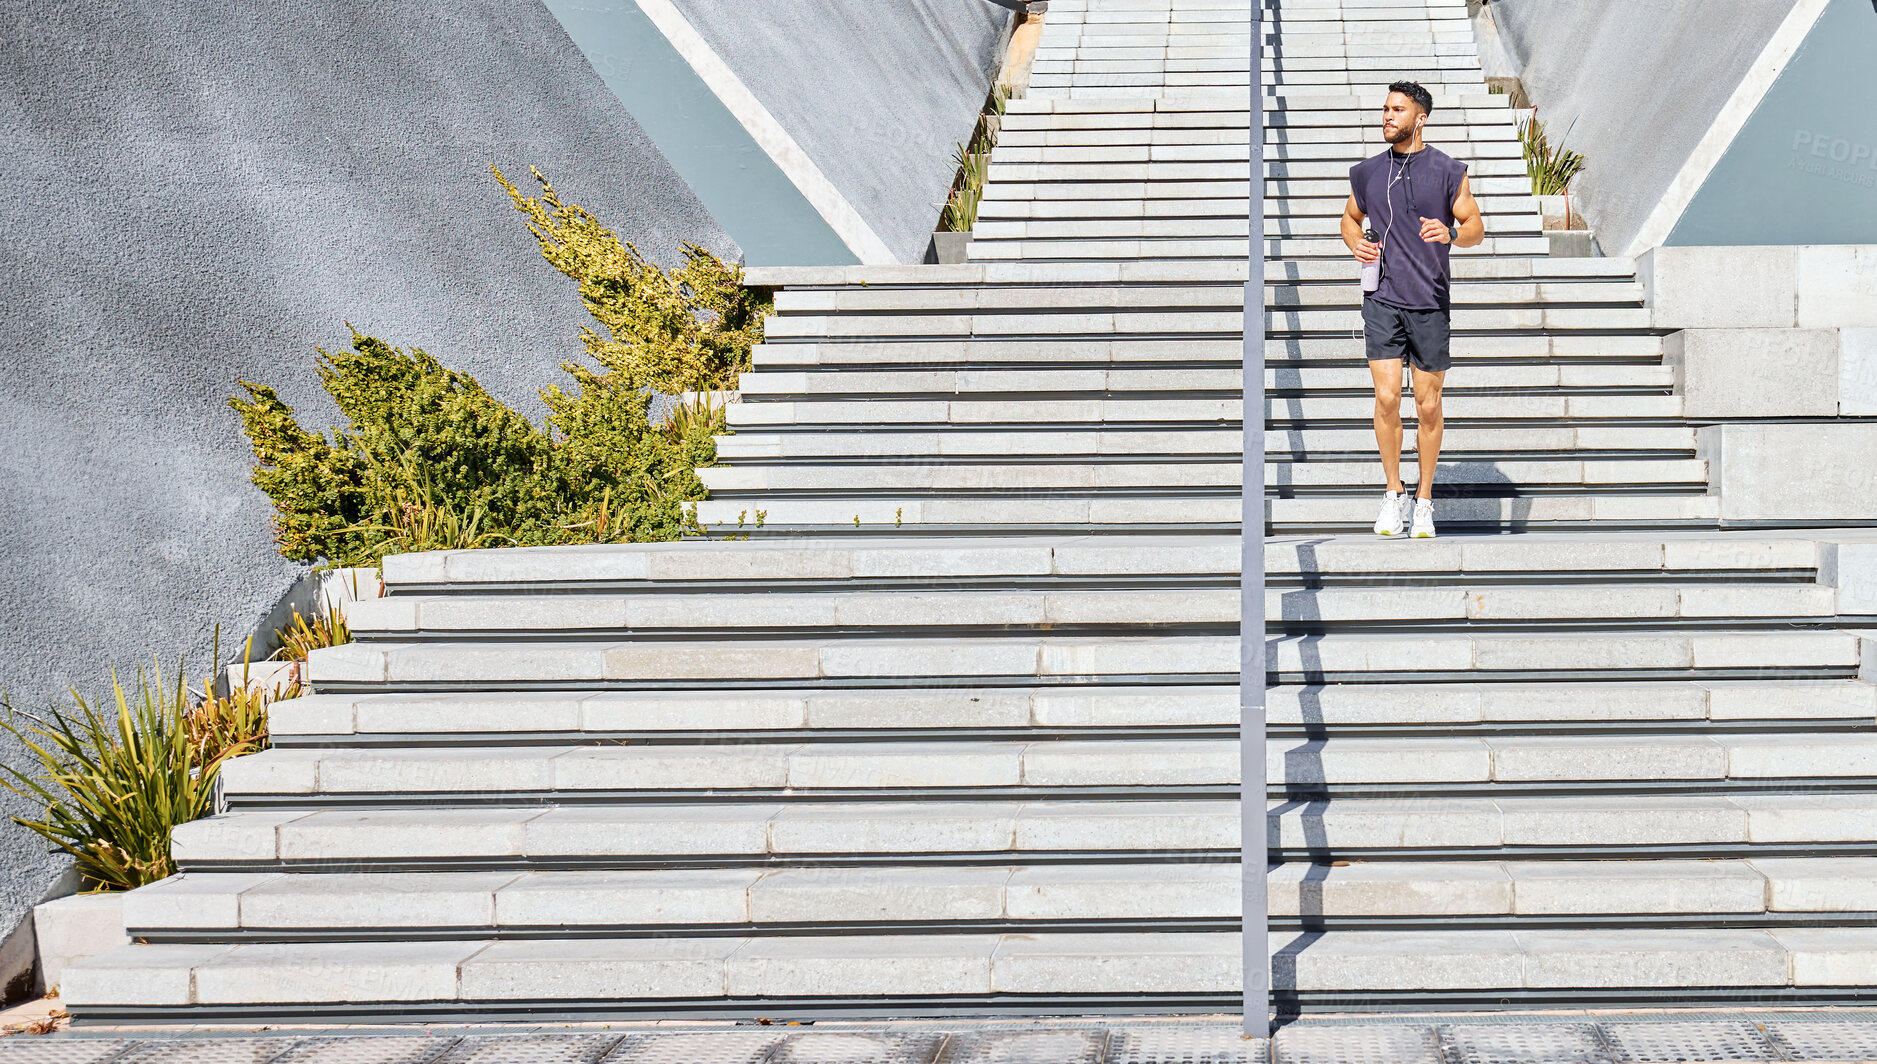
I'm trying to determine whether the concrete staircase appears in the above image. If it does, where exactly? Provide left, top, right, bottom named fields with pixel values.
left=61, top=0, right=1877, bottom=1021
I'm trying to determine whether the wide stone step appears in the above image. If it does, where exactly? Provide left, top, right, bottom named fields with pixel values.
left=307, top=629, right=1859, bottom=690
left=988, top=159, right=1527, bottom=181
left=736, top=365, right=1667, bottom=396
left=766, top=281, right=1640, bottom=315
left=175, top=791, right=1877, bottom=872
left=269, top=685, right=1243, bottom=741
left=346, top=579, right=1840, bottom=642
left=1033, top=71, right=1487, bottom=87
left=1005, top=96, right=1499, bottom=121
left=994, top=129, right=1525, bottom=150
left=169, top=801, right=1241, bottom=869
left=118, top=866, right=1239, bottom=936
left=61, top=932, right=1244, bottom=1013
left=725, top=394, right=1684, bottom=427
left=980, top=192, right=1537, bottom=219
left=267, top=679, right=1877, bottom=743
left=696, top=493, right=1730, bottom=532
left=376, top=533, right=1822, bottom=590
left=1000, top=107, right=1514, bottom=131
left=216, top=731, right=1877, bottom=803
left=750, top=334, right=1663, bottom=367
left=116, top=856, right=1877, bottom=937
left=987, top=217, right=1545, bottom=241
left=740, top=257, right=1639, bottom=289
left=970, top=235, right=1556, bottom=260
left=1037, top=83, right=1495, bottom=101
left=714, top=428, right=1696, bottom=463
left=971, top=217, right=1546, bottom=239
left=763, top=309, right=1652, bottom=341
left=985, top=174, right=1535, bottom=198
left=695, top=458, right=1710, bottom=495
left=1035, top=84, right=1494, bottom=101
left=166, top=791, right=1877, bottom=872
left=992, top=141, right=1525, bottom=164
left=78, top=924, right=1877, bottom=1016
left=1269, top=793, right=1877, bottom=859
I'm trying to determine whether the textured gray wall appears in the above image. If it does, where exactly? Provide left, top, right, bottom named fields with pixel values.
left=1667, top=0, right=1877, bottom=246
left=0, top=0, right=730, bottom=953
left=1489, top=0, right=1795, bottom=256
left=673, top=0, right=1013, bottom=264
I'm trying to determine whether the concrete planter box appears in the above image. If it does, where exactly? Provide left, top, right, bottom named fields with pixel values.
left=928, top=231, right=972, bottom=264
left=1534, top=193, right=1586, bottom=231
left=1547, top=230, right=1597, bottom=257
left=34, top=892, right=127, bottom=991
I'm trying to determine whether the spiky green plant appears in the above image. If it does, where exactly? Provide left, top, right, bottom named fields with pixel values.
left=940, top=85, right=1011, bottom=233
left=1518, top=113, right=1586, bottom=196
left=0, top=666, right=224, bottom=891
left=340, top=457, right=519, bottom=557
left=275, top=603, right=352, bottom=664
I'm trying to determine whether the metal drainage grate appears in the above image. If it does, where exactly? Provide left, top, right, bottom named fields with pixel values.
left=767, top=1033, right=947, bottom=1064
left=270, top=1038, right=457, bottom=1064
left=1274, top=1025, right=1442, bottom=1064
left=1597, top=1021, right=1782, bottom=1063
left=603, top=1032, right=789, bottom=1064
left=1104, top=1026, right=1261, bottom=1064
left=0, top=1041, right=136, bottom=1064
left=935, top=1030, right=1108, bottom=1064
left=1436, top=1023, right=1613, bottom=1064
left=1762, top=1021, right=1877, bottom=1062
left=113, top=1040, right=299, bottom=1064
left=439, top=1036, right=622, bottom=1064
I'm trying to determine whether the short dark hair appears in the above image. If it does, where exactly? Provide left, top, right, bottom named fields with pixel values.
left=1389, top=81, right=1434, bottom=117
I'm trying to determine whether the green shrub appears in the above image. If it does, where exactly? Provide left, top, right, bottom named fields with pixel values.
left=232, top=167, right=746, bottom=568
left=494, top=166, right=770, bottom=394
left=0, top=663, right=260, bottom=892
left=230, top=331, right=725, bottom=568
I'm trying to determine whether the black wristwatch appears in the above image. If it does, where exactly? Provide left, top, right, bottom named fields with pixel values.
left=1447, top=224, right=1459, bottom=242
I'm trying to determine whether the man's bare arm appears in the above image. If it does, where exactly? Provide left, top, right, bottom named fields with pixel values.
left=1451, top=174, right=1484, bottom=248
left=1341, top=194, right=1379, bottom=262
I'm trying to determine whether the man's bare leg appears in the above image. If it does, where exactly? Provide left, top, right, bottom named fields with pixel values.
left=1370, top=358, right=1405, bottom=492
left=1412, top=366, right=1446, bottom=499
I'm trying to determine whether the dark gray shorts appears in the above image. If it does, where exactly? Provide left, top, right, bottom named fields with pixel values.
left=1362, top=297, right=1452, bottom=373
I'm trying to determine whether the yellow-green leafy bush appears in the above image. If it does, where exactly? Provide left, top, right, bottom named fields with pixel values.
left=495, top=166, right=769, bottom=394
left=231, top=331, right=723, bottom=567
left=232, top=167, right=751, bottom=568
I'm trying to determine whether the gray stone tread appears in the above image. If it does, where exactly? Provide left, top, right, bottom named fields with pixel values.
left=62, top=926, right=1877, bottom=1007
left=216, top=730, right=1877, bottom=799
left=270, top=678, right=1875, bottom=738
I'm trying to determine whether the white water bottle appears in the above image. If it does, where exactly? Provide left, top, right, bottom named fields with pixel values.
left=1360, top=228, right=1381, bottom=293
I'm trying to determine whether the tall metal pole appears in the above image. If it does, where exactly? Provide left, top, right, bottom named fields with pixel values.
left=1241, top=0, right=1269, bottom=1039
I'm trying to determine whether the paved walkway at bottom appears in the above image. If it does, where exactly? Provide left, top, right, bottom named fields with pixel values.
left=8, top=1014, right=1877, bottom=1063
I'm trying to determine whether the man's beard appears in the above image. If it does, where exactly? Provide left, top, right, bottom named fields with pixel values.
left=1384, top=124, right=1415, bottom=146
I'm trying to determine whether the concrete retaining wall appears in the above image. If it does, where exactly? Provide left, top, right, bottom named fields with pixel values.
left=1644, top=244, right=1877, bottom=523
left=0, top=0, right=733, bottom=958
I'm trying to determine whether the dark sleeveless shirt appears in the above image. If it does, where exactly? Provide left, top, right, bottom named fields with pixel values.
left=1349, top=145, right=1469, bottom=312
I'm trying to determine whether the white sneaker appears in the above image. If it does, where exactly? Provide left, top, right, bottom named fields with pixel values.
left=1373, top=490, right=1406, bottom=536
left=1411, top=497, right=1437, bottom=538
